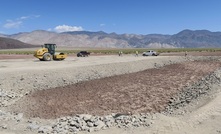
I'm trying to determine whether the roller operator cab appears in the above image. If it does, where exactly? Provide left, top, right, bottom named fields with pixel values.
left=34, top=44, right=67, bottom=61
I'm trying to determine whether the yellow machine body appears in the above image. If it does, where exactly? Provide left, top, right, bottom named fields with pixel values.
left=34, top=44, right=67, bottom=61
left=34, top=48, right=48, bottom=59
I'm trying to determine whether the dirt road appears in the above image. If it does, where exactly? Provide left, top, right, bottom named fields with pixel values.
left=0, top=55, right=168, bottom=72
left=0, top=55, right=186, bottom=95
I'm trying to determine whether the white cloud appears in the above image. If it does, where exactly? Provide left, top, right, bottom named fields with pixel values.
left=3, top=20, right=22, bottom=29
left=3, top=15, right=40, bottom=29
left=100, top=23, right=105, bottom=27
left=47, top=28, right=52, bottom=31
left=54, top=25, right=83, bottom=33
left=19, top=15, right=40, bottom=20
left=20, top=16, right=29, bottom=20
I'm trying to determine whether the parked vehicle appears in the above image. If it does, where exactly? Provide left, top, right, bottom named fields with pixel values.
left=142, top=50, right=159, bottom=56
left=77, top=51, right=90, bottom=57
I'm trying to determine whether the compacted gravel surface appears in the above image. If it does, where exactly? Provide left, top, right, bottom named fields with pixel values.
left=2, top=53, right=221, bottom=134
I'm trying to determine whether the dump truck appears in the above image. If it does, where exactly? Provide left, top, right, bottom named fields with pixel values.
left=34, top=44, right=67, bottom=61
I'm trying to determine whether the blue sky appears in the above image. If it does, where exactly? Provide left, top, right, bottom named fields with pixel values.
left=0, top=0, right=221, bottom=35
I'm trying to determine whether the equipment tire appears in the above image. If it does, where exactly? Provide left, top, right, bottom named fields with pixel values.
left=43, top=53, right=52, bottom=61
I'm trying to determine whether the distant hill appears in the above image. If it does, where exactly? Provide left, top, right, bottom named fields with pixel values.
left=7, top=29, right=221, bottom=48
left=0, top=34, right=7, bottom=38
left=0, top=37, right=38, bottom=49
left=165, top=30, right=221, bottom=48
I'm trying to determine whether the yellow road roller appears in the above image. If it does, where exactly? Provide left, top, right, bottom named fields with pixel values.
left=34, top=44, right=67, bottom=61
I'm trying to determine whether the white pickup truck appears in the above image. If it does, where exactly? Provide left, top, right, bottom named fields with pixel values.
left=142, top=50, right=159, bottom=56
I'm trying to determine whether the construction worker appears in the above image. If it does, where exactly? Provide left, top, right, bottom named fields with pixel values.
left=135, top=51, right=138, bottom=57
left=118, top=51, right=121, bottom=56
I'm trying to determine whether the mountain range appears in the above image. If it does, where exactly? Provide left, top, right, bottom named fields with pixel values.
left=1, top=29, right=221, bottom=49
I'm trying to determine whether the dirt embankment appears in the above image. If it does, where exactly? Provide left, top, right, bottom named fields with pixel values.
left=8, top=61, right=221, bottom=119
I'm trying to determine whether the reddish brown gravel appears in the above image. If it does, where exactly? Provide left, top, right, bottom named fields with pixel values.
left=8, top=61, right=221, bottom=119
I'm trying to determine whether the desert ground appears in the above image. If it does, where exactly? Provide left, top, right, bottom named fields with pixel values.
left=1, top=52, right=221, bottom=134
